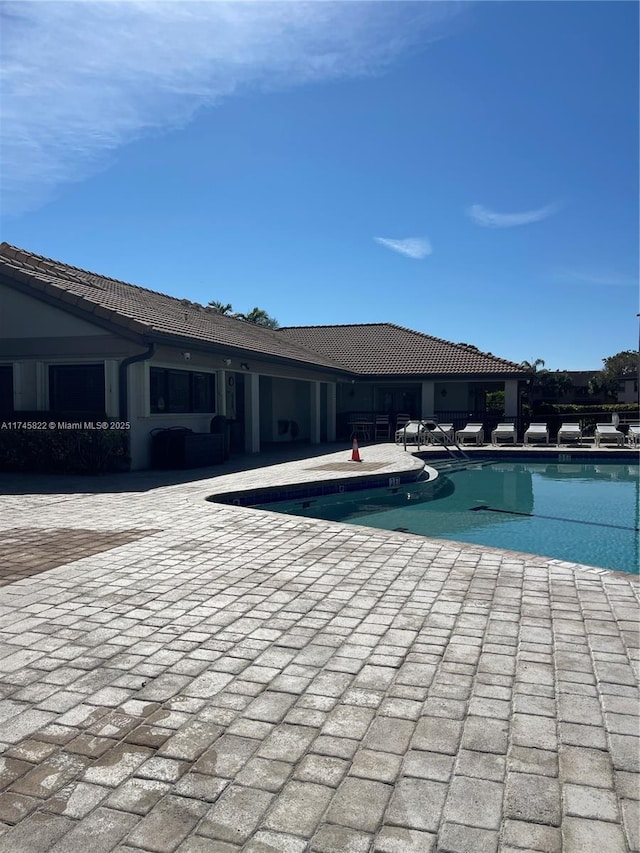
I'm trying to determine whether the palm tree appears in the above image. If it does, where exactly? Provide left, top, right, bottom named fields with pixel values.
left=237, top=307, right=280, bottom=329
left=520, top=358, right=546, bottom=411
left=207, top=300, right=280, bottom=328
left=208, top=301, right=235, bottom=315
left=519, top=358, right=545, bottom=373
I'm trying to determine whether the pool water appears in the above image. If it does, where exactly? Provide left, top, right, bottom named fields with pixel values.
left=256, top=461, right=639, bottom=574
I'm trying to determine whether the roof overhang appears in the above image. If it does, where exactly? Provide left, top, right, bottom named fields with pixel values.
left=1, top=271, right=352, bottom=378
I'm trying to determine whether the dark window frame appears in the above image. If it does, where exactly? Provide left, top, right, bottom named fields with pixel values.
left=150, top=367, right=216, bottom=414
left=49, top=363, right=106, bottom=413
left=0, top=364, right=14, bottom=414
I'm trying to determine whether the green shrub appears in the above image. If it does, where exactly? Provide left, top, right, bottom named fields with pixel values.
left=531, top=401, right=639, bottom=417
left=0, top=429, right=130, bottom=474
left=527, top=402, right=639, bottom=436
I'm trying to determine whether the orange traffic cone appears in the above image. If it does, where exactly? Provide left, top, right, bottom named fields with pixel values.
left=350, top=436, right=362, bottom=462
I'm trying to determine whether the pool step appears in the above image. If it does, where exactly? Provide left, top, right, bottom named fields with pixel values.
left=429, top=459, right=489, bottom=475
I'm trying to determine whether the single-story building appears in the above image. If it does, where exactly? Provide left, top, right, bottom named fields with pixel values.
left=0, top=243, right=529, bottom=469
left=279, top=323, right=528, bottom=440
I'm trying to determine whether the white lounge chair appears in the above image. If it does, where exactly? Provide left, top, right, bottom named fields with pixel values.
left=595, top=423, right=624, bottom=447
left=374, top=415, right=391, bottom=441
left=395, top=420, right=427, bottom=446
left=491, top=423, right=516, bottom=445
left=455, top=423, right=484, bottom=445
left=427, top=423, right=454, bottom=445
left=627, top=424, right=640, bottom=447
left=524, top=423, right=549, bottom=445
left=557, top=423, right=582, bottom=444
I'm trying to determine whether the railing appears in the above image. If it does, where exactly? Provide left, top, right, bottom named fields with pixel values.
left=339, top=409, right=639, bottom=443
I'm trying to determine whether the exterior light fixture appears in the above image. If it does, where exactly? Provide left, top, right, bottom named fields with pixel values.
left=241, top=363, right=250, bottom=371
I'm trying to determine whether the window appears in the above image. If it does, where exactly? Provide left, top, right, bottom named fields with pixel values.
left=150, top=367, right=216, bottom=414
left=0, top=365, right=13, bottom=414
left=49, top=364, right=105, bottom=412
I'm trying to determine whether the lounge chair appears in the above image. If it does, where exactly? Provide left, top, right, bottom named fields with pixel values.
left=595, top=423, right=624, bottom=447
left=455, top=423, right=484, bottom=445
left=395, top=420, right=427, bottom=446
left=524, top=423, right=549, bottom=445
left=426, top=423, right=454, bottom=445
left=557, top=423, right=582, bottom=444
left=374, top=415, right=391, bottom=441
left=627, top=424, right=640, bottom=447
left=491, top=423, right=517, bottom=445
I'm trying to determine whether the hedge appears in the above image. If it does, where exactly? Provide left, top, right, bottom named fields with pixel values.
left=529, top=402, right=639, bottom=416
left=0, top=429, right=131, bottom=474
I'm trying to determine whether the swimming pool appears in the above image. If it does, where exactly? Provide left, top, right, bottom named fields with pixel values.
left=255, top=460, right=639, bottom=574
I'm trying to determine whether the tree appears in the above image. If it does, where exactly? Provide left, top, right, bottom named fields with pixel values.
left=602, top=350, right=638, bottom=380
left=590, top=349, right=639, bottom=399
left=207, top=301, right=279, bottom=328
left=534, top=370, right=571, bottom=396
left=208, top=301, right=235, bottom=315
left=236, top=307, right=280, bottom=329
left=520, top=359, right=572, bottom=402
left=519, top=358, right=545, bottom=373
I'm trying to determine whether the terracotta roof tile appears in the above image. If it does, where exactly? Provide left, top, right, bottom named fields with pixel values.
left=1, top=244, right=526, bottom=378
left=0, top=244, right=347, bottom=373
left=279, top=323, right=527, bottom=377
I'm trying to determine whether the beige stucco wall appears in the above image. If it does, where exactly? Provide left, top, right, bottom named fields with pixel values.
left=0, top=285, right=108, bottom=338
left=433, top=381, right=468, bottom=413
left=0, top=286, right=344, bottom=468
left=258, top=376, right=311, bottom=443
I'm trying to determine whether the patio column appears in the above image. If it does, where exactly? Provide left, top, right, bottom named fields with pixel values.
left=504, top=379, right=519, bottom=419
left=326, top=382, right=336, bottom=442
left=217, top=370, right=227, bottom=417
left=421, top=380, right=435, bottom=418
left=36, top=361, right=46, bottom=409
left=310, top=381, right=321, bottom=444
left=245, top=372, right=260, bottom=453
left=105, top=360, right=118, bottom=418
left=12, top=362, right=26, bottom=409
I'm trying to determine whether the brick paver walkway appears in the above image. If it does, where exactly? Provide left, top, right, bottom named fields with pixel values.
left=0, top=444, right=637, bottom=852
left=0, top=529, right=159, bottom=587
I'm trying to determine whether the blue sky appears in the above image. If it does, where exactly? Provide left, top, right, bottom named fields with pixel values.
left=1, top=1, right=638, bottom=370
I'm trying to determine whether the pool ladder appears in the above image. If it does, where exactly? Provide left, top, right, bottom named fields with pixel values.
left=425, top=421, right=471, bottom=463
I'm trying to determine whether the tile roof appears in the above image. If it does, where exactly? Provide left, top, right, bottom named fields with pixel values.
left=279, top=323, right=528, bottom=377
left=0, top=244, right=347, bottom=373
left=0, top=244, right=527, bottom=378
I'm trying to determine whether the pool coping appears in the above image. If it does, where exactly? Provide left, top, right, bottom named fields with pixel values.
left=418, top=447, right=639, bottom=462
left=0, top=443, right=638, bottom=852
left=196, top=444, right=639, bottom=579
left=206, top=465, right=435, bottom=507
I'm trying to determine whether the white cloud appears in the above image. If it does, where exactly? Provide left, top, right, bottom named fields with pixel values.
left=466, top=202, right=562, bottom=228
left=0, top=1, right=460, bottom=217
left=554, top=269, right=638, bottom=288
left=374, top=236, right=432, bottom=259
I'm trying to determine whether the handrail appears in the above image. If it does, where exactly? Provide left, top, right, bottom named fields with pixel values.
left=424, top=420, right=470, bottom=461
left=402, top=421, right=427, bottom=452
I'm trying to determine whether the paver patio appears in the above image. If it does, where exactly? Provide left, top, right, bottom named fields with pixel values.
left=0, top=443, right=638, bottom=852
